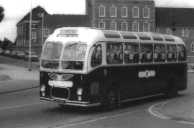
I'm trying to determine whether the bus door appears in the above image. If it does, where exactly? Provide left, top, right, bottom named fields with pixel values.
left=88, top=43, right=104, bottom=101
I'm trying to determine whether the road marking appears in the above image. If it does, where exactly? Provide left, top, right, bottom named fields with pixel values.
left=0, top=102, right=41, bottom=111
left=55, top=109, right=142, bottom=128
left=148, top=101, right=194, bottom=126
left=0, top=86, right=39, bottom=95
left=178, top=120, right=194, bottom=125
left=148, top=101, right=171, bottom=120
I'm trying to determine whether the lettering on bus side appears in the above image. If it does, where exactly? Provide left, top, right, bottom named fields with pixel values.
left=138, top=70, right=156, bottom=79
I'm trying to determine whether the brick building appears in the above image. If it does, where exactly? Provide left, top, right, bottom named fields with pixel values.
left=16, top=6, right=90, bottom=54
left=156, top=7, right=194, bottom=62
left=16, top=0, right=155, bottom=55
left=16, top=6, right=47, bottom=53
left=88, top=0, right=155, bottom=32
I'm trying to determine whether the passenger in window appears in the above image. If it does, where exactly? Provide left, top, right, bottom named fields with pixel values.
left=154, top=45, right=165, bottom=62
left=155, top=46, right=159, bottom=61
left=133, top=46, right=139, bottom=63
left=140, top=47, right=145, bottom=62
left=96, top=45, right=102, bottom=61
left=160, top=46, right=166, bottom=61
left=146, top=51, right=152, bottom=61
left=91, top=45, right=102, bottom=67
left=168, top=45, right=177, bottom=61
left=167, top=46, right=173, bottom=61
left=177, top=46, right=185, bottom=61
left=106, top=45, right=112, bottom=64
left=141, top=46, right=152, bottom=63
left=124, top=44, right=139, bottom=63
left=124, top=44, right=132, bottom=63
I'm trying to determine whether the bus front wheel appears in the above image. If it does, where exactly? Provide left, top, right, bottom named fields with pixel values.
left=104, top=89, right=118, bottom=110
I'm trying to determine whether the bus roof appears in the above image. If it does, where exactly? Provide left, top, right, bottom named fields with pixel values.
left=45, top=27, right=185, bottom=46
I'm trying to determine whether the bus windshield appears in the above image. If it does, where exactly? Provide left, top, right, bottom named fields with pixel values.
left=41, top=41, right=87, bottom=70
left=62, top=42, right=87, bottom=61
left=61, top=42, right=87, bottom=70
left=41, top=42, right=62, bottom=69
left=42, top=41, right=63, bottom=60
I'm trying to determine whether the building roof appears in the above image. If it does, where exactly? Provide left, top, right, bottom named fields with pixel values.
left=44, top=14, right=90, bottom=28
left=17, top=6, right=48, bottom=26
left=156, top=7, right=194, bottom=27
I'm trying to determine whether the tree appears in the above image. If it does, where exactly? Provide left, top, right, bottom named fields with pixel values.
left=0, top=6, right=4, bottom=22
left=1, top=38, right=13, bottom=50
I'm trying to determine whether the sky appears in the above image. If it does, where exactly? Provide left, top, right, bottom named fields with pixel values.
left=1, top=0, right=194, bottom=42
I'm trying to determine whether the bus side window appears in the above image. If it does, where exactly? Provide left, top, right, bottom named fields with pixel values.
left=167, top=45, right=177, bottom=62
left=154, top=44, right=166, bottom=62
left=124, top=43, right=139, bottom=63
left=177, top=45, right=186, bottom=61
left=91, top=44, right=102, bottom=67
left=140, top=44, right=153, bottom=63
left=106, top=43, right=123, bottom=64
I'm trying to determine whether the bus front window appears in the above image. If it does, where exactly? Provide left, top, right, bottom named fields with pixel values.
left=61, top=42, right=87, bottom=70
left=41, top=42, right=63, bottom=69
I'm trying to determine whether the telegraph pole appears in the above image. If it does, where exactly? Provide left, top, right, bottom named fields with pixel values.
left=41, top=13, right=44, bottom=46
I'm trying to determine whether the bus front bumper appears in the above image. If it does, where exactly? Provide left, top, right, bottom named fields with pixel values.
left=40, top=97, right=101, bottom=107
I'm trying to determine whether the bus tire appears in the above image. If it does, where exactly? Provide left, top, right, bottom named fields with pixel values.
left=104, top=89, right=118, bottom=110
left=165, top=79, right=178, bottom=98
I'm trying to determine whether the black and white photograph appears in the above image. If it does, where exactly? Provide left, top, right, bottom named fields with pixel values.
left=0, top=0, right=194, bottom=127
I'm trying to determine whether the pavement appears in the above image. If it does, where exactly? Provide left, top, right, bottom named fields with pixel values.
left=159, top=95, right=194, bottom=122
left=0, top=63, right=39, bottom=94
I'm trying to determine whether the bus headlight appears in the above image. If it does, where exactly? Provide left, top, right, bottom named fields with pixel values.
left=77, top=88, right=83, bottom=96
left=40, top=84, right=46, bottom=92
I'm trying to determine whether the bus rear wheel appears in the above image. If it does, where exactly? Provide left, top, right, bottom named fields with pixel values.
left=165, top=79, right=178, bottom=98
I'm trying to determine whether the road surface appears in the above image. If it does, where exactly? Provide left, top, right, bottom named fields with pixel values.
left=0, top=73, right=193, bottom=128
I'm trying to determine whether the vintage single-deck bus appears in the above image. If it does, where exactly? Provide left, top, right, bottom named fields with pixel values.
left=40, top=27, right=187, bottom=108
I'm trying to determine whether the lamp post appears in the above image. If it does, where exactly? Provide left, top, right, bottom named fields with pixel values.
left=28, top=1, right=32, bottom=71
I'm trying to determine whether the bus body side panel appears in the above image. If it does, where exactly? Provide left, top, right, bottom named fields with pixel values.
left=159, top=63, right=187, bottom=91
left=40, top=63, right=187, bottom=106
left=86, top=63, right=187, bottom=103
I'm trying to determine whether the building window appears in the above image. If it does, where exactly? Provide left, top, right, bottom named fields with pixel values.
left=121, top=7, right=128, bottom=18
left=132, top=21, right=139, bottom=32
left=121, top=22, right=128, bottom=31
left=143, top=22, right=150, bottom=32
left=99, top=5, right=106, bottom=17
left=182, top=28, right=190, bottom=37
left=32, top=31, right=37, bottom=40
left=166, top=28, right=172, bottom=34
left=43, top=28, right=51, bottom=38
left=156, top=28, right=160, bottom=33
left=132, top=6, right=139, bottom=18
left=98, top=20, right=106, bottom=29
left=143, top=7, right=150, bottom=18
left=110, top=21, right=117, bottom=30
left=191, top=42, right=194, bottom=52
left=110, top=5, right=117, bottom=17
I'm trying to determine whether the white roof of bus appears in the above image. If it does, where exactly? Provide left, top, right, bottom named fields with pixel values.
left=45, top=27, right=185, bottom=46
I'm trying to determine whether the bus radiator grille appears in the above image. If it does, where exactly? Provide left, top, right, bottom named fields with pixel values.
left=51, top=87, right=70, bottom=99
